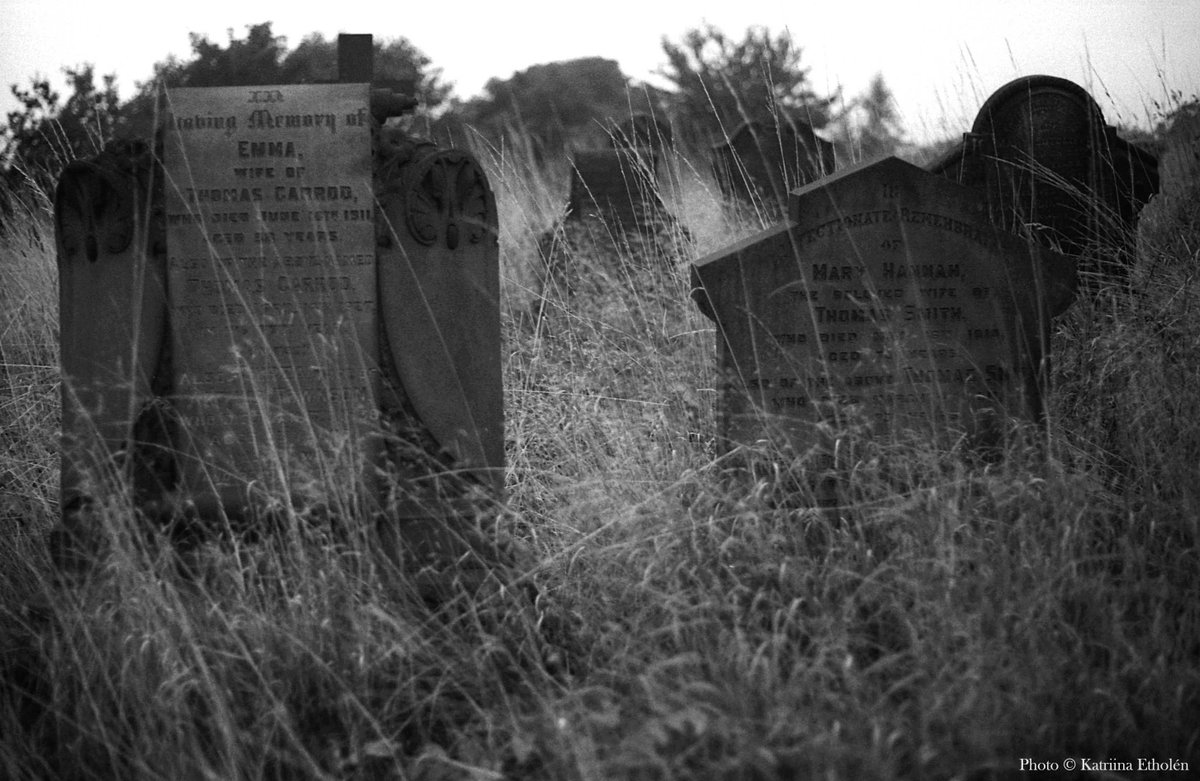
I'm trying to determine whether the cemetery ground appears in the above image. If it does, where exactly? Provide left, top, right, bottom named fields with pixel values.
left=1, top=107, right=1199, bottom=780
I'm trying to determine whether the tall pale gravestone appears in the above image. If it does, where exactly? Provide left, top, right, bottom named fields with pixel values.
left=929, top=75, right=1158, bottom=275
left=692, top=157, right=1075, bottom=457
left=164, top=83, right=378, bottom=516
left=54, top=45, right=503, bottom=571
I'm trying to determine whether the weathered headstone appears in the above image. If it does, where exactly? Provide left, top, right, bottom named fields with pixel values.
left=692, top=156, right=1075, bottom=458
left=534, top=117, right=681, bottom=310
left=564, top=113, right=677, bottom=235
left=163, top=83, right=378, bottom=517
left=566, top=145, right=666, bottom=234
left=928, top=75, right=1158, bottom=275
left=54, top=39, right=503, bottom=571
left=56, top=140, right=168, bottom=519
left=612, top=113, right=673, bottom=157
left=711, top=117, right=835, bottom=216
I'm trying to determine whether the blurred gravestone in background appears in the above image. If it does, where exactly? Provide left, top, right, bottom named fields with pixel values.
left=692, top=157, right=1075, bottom=495
left=711, top=117, right=835, bottom=218
left=928, top=75, right=1159, bottom=280
left=566, top=114, right=674, bottom=235
left=52, top=36, right=504, bottom=581
left=611, top=113, right=673, bottom=156
left=534, top=114, right=685, bottom=313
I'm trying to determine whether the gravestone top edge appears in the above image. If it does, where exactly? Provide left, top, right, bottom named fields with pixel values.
left=788, top=154, right=907, bottom=199
left=693, top=221, right=792, bottom=273
left=694, top=155, right=1077, bottom=318
left=787, top=156, right=988, bottom=223
left=164, top=82, right=372, bottom=97
left=971, top=74, right=1105, bottom=135
left=711, top=117, right=829, bottom=149
left=690, top=151, right=1080, bottom=454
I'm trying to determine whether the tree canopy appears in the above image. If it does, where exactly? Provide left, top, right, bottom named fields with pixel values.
left=2, top=65, right=120, bottom=196
left=146, top=25, right=450, bottom=108
left=2, top=22, right=450, bottom=192
left=459, top=57, right=665, bottom=155
left=826, top=72, right=905, bottom=161
left=659, top=24, right=836, bottom=140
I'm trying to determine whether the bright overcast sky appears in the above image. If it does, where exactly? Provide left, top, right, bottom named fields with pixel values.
left=1, top=0, right=1197, bottom=144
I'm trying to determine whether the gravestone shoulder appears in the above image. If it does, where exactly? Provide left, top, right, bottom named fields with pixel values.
left=692, top=156, right=1075, bottom=456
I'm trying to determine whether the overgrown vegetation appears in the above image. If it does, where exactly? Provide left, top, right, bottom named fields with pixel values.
left=1, top=33, right=1198, bottom=781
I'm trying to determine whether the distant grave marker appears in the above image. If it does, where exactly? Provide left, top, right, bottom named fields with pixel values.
left=54, top=38, right=503, bottom=573
left=566, top=148, right=664, bottom=233
left=612, top=114, right=672, bottom=157
left=929, top=75, right=1158, bottom=275
left=692, top=156, right=1075, bottom=457
left=535, top=115, right=682, bottom=310
left=566, top=115, right=674, bottom=236
left=711, top=118, right=835, bottom=216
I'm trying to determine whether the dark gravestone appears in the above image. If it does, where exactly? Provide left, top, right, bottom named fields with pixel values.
left=928, top=75, right=1158, bottom=276
left=711, top=118, right=835, bottom=217
left=337, top=33, right=374, bottom=83
left=692, top=156, right=1075, bottom=458
left=567, top=147, right=666, bottom=234
left=532, top=117, right=681, bottom=320
left=612, top=114, right=672, bottom=156
left=55, top=76, right=503, bottom=569
left=56, top=140, right=168, bottom=519
left=565, top=113, right=675, bottom=235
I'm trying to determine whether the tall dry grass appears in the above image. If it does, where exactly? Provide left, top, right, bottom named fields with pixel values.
left=0, top=87, right=1198, bottom=780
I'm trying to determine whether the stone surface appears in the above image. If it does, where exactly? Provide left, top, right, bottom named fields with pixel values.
left=377, top=147, right=504, bottom=495
left=163, top=83, right=378, bottom=517
left=711, top=118, right=835, bottom=215
left=692, top=156, right=1075, bottom=454
left=567, top=147, right=665, bottom=233
left=929, top=75, right=1158, bottom=274
left=612, top=114, right=672, bottom=155
left=56, top=140, right=168, bottom=513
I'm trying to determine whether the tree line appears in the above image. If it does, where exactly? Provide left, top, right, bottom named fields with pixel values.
left=1, top=21, right=905, bottom=196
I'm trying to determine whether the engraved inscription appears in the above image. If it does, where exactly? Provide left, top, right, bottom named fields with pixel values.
left=692, top=157, right=1066, bottom=453
left=164, top=83, right=376, bottom=506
